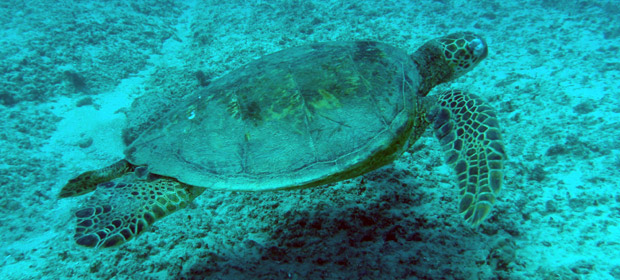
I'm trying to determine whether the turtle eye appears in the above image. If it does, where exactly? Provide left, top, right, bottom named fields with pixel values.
left=467, top=38, right=488, bottom=61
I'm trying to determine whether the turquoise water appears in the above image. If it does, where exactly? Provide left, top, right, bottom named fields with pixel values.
left=1, top=0, right=619, bottom=279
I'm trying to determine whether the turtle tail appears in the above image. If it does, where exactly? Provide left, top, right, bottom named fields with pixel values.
left=428, top=89, right=506, bottom=226
left=59, top=159, right=133, bottom=198
left=72, top=174, right=205, bottom=248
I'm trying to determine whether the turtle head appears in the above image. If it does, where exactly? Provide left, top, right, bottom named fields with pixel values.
left=413, top=32, right=488, bottom=96
left=437, top=32, right=488, bottom=78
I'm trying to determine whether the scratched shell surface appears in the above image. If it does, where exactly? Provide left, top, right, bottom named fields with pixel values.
left=125, top=41, right=423, bottom=191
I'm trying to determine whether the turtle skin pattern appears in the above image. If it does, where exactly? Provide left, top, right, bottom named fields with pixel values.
left=430, top=89, right=505, bottom=225
left=72, top=172, right=203, bottom=248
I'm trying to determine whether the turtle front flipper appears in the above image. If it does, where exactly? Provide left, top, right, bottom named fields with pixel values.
left=72, top=174, right=205, bottom=248
left=428, top=90, right=506, bottom=226
left=59, top=160, right=133, bottom=198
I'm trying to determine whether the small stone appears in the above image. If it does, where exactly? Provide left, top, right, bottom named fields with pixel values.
left=545, top=144, right=566, bottom=156
left=545, top=200, right=557, bottom=213
left=78, top=137, right=93, bottom=148
left=76, top=97, right=93, bottom=107
left=573, top=101, right=595, bottom=114
left=528, top=164, right=547, bottom=182
left=65, top=70, right=87, bottom=91
left=610, top=266, right=620, bottom=279
left=195, top=70, right=211, bottom=87
left=481, top=12, right=497, bottom=20
left=570, top=260, right=593, bottom=274
left=568, top=198, right=588, bottom=212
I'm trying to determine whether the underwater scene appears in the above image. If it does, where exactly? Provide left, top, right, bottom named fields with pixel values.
left=1, top=0, right=619, bottom=279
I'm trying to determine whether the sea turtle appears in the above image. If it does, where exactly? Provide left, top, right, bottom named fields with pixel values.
left=59, top=32, right=506, bottom=248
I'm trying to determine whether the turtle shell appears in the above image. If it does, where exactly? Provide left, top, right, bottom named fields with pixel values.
left=125, top=41, right=425, bottom=191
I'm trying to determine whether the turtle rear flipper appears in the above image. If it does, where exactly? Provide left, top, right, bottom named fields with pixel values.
left=429, top=90, right=506, bottom=226
left=59, top=160, right=133, bottom=198
left=72, top=174, right=205, bottom=248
